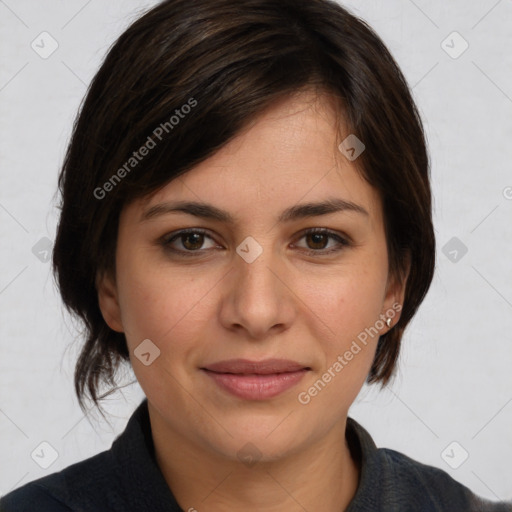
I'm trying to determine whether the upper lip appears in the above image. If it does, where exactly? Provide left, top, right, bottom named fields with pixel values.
left=201, top=358, right=311, bottom=375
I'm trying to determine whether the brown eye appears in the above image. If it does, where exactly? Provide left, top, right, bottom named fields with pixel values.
left=294, top=228, right=350, bottom=255
left=181, top=232, right=205, bottom=250
left=306, top=232, right=329, bottom=250
left=162, top=229, right=217, bottom=256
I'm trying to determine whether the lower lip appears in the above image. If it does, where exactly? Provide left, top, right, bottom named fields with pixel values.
left=202, top=369, right=309, bottom=400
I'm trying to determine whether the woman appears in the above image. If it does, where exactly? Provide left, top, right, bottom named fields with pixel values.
left=1, top=0, right=510, bottom=510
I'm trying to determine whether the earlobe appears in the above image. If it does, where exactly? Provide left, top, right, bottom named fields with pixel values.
left=96, top=270, right=124, bottom=333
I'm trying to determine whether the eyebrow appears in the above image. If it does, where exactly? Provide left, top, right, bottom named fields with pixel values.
left=139, top=197, right=369, bottom=224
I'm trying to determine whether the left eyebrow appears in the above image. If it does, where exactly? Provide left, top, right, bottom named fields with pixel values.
left=139, top=198, right=369, bottom=224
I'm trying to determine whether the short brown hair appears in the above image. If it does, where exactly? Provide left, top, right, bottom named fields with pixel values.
left=52, top=0, right=435, bottom=412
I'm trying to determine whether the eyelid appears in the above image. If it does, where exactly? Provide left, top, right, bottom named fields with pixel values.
left=160, top=227, right=351, bottom=256
left=294, top=226, right=352, bottom=244
left=291, top=227, right=351, bottom=254
left=160, top=228, right=218, bottom=250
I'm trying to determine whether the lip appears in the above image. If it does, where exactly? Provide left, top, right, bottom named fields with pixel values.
left=202, top=358, right=310, bottom=374
left=201, top=358, right=311, bottom=400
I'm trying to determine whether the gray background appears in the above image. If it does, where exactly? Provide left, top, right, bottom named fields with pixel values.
left=1, top=0, right=511, bottom=502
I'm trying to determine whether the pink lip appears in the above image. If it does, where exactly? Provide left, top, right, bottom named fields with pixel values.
left=201, top=358, right=311, bottom=400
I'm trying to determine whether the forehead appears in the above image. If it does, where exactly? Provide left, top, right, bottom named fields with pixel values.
left=128, top=91, right=382, bottom=225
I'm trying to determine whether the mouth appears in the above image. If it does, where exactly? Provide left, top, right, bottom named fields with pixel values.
left=200, top=358, right=311, bottom=400
left=201, top=358, right=311, bottom=374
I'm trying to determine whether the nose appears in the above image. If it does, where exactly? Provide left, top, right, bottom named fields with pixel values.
left=219, top=240, right=296, bottom=340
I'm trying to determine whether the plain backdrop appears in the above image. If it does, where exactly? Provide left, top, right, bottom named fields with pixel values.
left=1, top=0, right=511, bottom=502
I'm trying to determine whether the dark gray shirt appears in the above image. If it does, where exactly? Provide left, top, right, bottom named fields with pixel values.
left=1, top=398, right=510, bottom=511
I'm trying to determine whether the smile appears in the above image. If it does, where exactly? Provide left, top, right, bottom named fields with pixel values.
left=201, top=368, right=310, bottom=400
left=200, top=358, right=311, bottom=400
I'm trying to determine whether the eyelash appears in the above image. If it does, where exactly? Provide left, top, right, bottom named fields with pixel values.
left=160, top=228, right=351, bottom=258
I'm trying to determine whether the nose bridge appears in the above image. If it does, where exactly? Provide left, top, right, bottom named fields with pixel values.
left=222, top=235, right=294, bottom=337
left=235, top=235, right=280, bottom=304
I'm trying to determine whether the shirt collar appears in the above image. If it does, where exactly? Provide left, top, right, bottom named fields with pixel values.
left=111, top=398, right=381, bottom=511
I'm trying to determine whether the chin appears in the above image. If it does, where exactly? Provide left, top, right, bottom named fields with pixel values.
left=205, top=414, right=311, bottom=461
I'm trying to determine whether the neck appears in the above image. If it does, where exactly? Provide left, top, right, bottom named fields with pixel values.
left=149, top=405, right=360, bottom=512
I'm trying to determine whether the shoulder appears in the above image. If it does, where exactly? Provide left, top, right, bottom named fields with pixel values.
left=0, top=399, right=171, bottom=512
left=379, top=446, right=466, bottom=489
left=0, top=448, right=116, bottom=511
left=0, top=481, right=72, bottom=511
left=376, top=447, right=511, bottom=511
left=346, top=418, right=511, bottom=511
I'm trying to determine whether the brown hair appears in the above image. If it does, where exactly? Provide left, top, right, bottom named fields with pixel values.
left=52, top=0, right=435, bottom=412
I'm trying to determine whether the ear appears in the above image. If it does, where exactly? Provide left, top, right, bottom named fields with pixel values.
left=96, top=270, right=124, bottom=333
left=382, top=252, right=411, bottom=325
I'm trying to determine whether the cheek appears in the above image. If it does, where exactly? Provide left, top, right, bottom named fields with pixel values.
left=302, top=261, right=387, bottom=338
left=119, top=274, right=194, bottom=343
left=116, top=251, right=221, bottom=357
left=116, top=262, right=213, bottom=404
left=294, top=269, right=386, bottom=413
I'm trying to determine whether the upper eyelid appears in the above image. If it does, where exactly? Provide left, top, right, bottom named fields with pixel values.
left=162, top=227, right=350, bottom=249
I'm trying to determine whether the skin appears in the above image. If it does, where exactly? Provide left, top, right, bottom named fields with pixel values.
left=97, top=89, right=408, bottom=511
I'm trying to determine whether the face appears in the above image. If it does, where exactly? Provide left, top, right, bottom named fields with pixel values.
left=98, top=90, right=406, bottom=462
